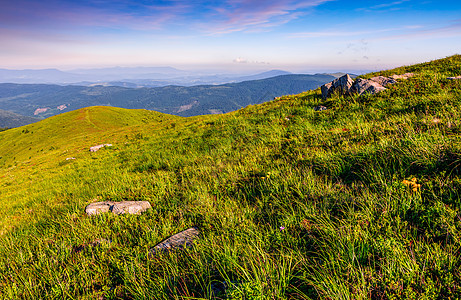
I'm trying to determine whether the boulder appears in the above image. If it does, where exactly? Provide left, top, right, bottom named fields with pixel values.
left=370, top=76, right=396, bottom=87
left=89, top=144, right=112, bottom=152
left=321, top=74, right=354, bottom=99
left=149, top=227, right=200, bottom=257
left=351, top=78, right=386, bottom=96
left=390, top=73, right=415, bottom=80
left=85, top=201, right=152, bottom=216
left=320, top=82, right=332, bottom=99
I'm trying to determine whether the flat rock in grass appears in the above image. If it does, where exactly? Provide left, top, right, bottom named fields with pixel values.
left=351, top=78, right=386, bottom=96
left=89, top=144, right=112, bottom=152
left=390, top=72, right=415, bottom=80
left=148, top=227, right=200, bottom=257
left=85, top=201, right=152, bottom=216
left=448, top=76, right=461, bottom=80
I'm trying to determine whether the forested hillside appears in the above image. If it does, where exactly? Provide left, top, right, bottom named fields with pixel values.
left=0, top=74, right=335, bottom=120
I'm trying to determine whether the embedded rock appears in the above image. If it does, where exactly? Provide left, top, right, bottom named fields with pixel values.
left=351, top=78, right=386, bottom=96
left=85, top=201, right=151, bottom=216
left=390, top=73, right=415, bottom=80
left=314, top=105, right=328, bottom=111
left=321, top=74, right=354, bottom=99
left=89, top=144, right=112, bottom=152
left=149, top=227, right=200, bottom=257
left=370, top=76, right=396, bottom=87
left=72, top=238, right=112, bottom=254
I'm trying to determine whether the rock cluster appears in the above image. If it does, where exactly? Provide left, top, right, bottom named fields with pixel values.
left=89, top=144, right=112, bottom=152
left=85, top=201, right=152, bottom=216
left=321, top=73, right=415, bottom=100
left=148, top=227, right=200, bottom=257
left=83, top=199, right=200, bottom=256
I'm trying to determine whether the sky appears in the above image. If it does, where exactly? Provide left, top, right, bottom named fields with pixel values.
left=1, top=0, right=461, bottom=73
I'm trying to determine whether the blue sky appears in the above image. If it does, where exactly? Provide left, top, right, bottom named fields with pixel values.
left=1, top=0, right=460, bottom=72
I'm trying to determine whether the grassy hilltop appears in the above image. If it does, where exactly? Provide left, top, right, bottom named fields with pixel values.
left=0, top=55, right=460, bottom=299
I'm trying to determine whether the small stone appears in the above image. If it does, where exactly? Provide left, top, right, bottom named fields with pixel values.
left=351, top=78, right=386, bottom=96
left=111, top=201, right=152, bottom=215
left=447, top=76, right=461, bottom=80
left=66, top=157, right=76, bottom=160
left=85, top=201, right=152, bottom=216
left=90, top=238, right=112, bottom=247
left=314, top=105, right=327, bottom=111
left=89, top=144, right=113, bottom=152
left=149, top=227, right=200, bottom=257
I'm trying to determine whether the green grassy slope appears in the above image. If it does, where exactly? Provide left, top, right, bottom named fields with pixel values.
left=0, top=55, right=460, bottom=299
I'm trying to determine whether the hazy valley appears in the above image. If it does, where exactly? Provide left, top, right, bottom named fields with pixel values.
left=0, top=73, right=336, bottom=127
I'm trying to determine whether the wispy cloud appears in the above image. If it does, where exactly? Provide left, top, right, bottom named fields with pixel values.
left=289, top=27, right=401, bottom=38
left=202, top=0, right=333, bottom=34
left=0, top=0, right=333, bottom=35
left=233, top=57, right=269, bottom=64
left=357, top=0, right=411, bottom=12
left=289, top=18, right=461, bottom=41
left=366, top=19, right=461, bottom=41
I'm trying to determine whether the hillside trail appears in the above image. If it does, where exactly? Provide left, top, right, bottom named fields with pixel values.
left=85, top=109, right=101, bottom=130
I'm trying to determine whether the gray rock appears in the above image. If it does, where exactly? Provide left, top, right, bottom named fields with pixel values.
left=314, top=105, right=328, bottom=111
left=320, top=74, right=354, bottom=99
left=448, top=76, right=461, bottom=80
left=85, top=201, right=152, bottom=216
left=320, top=82, right=332, bottom=99
left=89, top=144, right=112, bottom=152
left=370, top=76, right=396, bottom=87
left=149, top=227, right=200, bottom=257
left=351, top=78, right=386, bottom=96
left=390, top=73, right=415, bottom=80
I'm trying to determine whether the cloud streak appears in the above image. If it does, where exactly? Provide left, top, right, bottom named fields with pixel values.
left=203, top=0, right=333, bottom=34
left=289, top=18, right=461, bottom=41
left=0, top=0, right=332, bottom=35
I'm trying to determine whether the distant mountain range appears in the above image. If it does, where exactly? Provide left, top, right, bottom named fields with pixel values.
left=0, top=67, right=296, bottom=87
left=0, top=73, right=335, bottom=125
